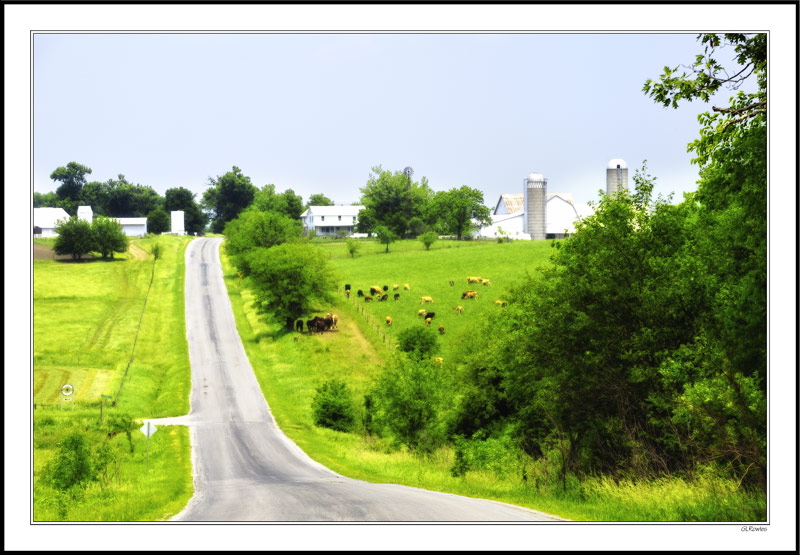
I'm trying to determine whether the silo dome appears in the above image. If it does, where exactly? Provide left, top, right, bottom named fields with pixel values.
left=607, top=158, right=627, bottom=169
left=526, top=172, right=545, bottom=181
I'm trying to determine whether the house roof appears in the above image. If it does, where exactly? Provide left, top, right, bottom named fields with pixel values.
left=33, top=207, right=70, bottom=229
left=302, top=205, right=365, bottom=217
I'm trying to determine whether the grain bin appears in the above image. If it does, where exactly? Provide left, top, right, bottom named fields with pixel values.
left=523, top=172, right=547, bottom=240
left=606, top=158, right=628, bottom=195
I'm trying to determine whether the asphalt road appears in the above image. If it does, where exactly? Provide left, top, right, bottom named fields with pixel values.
left=147, top=237, right=562, bottom=522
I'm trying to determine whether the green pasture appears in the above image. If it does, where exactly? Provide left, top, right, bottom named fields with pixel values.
left=32, top=235, right=194, bottom=521
left=313, top=236, right=497, bottom=259
left=323, top=239, right=555, bottom=361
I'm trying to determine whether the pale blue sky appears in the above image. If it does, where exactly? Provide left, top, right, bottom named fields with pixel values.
left=34, top=33, right=743, bottom=207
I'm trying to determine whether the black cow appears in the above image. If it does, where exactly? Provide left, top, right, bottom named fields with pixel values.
left=381, top=294, right=389, bottom=301
left=296, top=319, right=304, bottom=332
left=357, top=289, right=364, bottom=297
left=382, top=285, right=389, bottom=291
left=306, top=319, right=316, bottom=333
left=393, top=293, right=400, bottom=301
left=425, top=312, right=435, bottom=320
left=345, top=284, right=351, bottom=291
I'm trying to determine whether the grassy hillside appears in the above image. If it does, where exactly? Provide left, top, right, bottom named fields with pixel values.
left=32, top=235, right=194, bottom=521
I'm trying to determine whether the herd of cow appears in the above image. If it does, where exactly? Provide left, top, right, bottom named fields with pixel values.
left=297, top=313, right=338, bottom=334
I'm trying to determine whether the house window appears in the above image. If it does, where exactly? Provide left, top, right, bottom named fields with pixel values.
left=321, top=216, right=325, bottom=221
left=338, top=216, right=342, bottom=221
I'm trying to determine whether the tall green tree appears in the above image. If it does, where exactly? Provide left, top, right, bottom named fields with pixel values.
left=202, top=166, right=257, bottom=233
left=164, top=187, right=208, bottom=234
left=91, top=216, right=129, bottom=259
left=356, top=165, right=434, bottom=238
left=147, top=208, right=171, bottom=235
left=50, top=162, right=92, bottom=204
left=278, top=189, right=304, bottom=220
left=53, top=217, right=96, bottom=260
left=245, top=242, right=335, bottom=330
left=428, top=186, right=492, bottom=240
left=373, top=225, right=398, bottom=254
left=33, top=191, right=60, bottom=208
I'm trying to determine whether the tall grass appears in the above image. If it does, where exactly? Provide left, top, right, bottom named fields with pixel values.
left=32, top=235, right=194, bottom=521
left=222, top=239, right=766, bottom=521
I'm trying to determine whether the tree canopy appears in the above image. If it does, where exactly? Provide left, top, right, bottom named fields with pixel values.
left=53, top=217, right=96, bottom=260
left=202, top=166, right=257, bottom=233
left=91, top=216, right=129, bottom=259
left=356, top=166, right=434, bottom=238
left=164, top=187, right=208, bottom=234
left=223, top=208, right=303, bottom=275
left=428, top=186, right=492, bottom=240
left=305, top=193, right=334, bottom=208
left=50, top=162, right=92, bottom=203
left=245, top=242, right=335, bottom=330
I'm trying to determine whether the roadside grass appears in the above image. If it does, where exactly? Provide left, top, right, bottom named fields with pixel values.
left=222, top=239, right=766, bottom=522
left=32, top=235, right=194, bottom=521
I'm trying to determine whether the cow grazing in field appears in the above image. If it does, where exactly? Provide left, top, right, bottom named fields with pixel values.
left=424, top=312, right=435, bottom=320
left=382, top=285, right=389, bottom=292
left=385, top=316, right=393, bottom=326
left=452, top=305, right=463, bottom=315
left=403, top=283, right=410, bottom=290
left=393, top=284, right=399, bottom=290
left=296, top=319, right=304, bottom=333
left=345, top=290, right=350, bottom=299
left=494, top=300, right=508, bottom=307
left=370, top=286, right=382, bottom=296
left=381, top=294, right=389, bottom=302
left=425, top=317, right=432, bottom=327
left=420, top=296, right=434, bottom=304
left=394, top=293, right=400, bottom=301
left=482, top=279, right=491, bottom=286
left=364, top=295, right=373, bottom=302
left=462, top=290, right=479, bottom=299
left=345, top=284, right=351, bottom=291
left=357, top=289, right=364, bottom=297
left=438, top=325, right=445, bottom=335
left=326, top=313, right=338, bottom=328
left=467, top=276, right=483, bottom=284
left=418, top=309, right=427, bottom=317
left=307, top=317, right=327, bottom=334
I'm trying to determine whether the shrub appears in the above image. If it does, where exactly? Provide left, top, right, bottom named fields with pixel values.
left=345, top=237, right=361, bottom=258
left=311, top=380, right=355, bottom=432
left=397, top=327, right=439, bottom=360
left=41, top=432, right=95, bottom=490
left=418, top=231, right=438, bottom=250
left=370, top=355, right=453, bottom=452
left=147, top=207, right=171, bottom=235
left=150, top=242, right=163, bottom=260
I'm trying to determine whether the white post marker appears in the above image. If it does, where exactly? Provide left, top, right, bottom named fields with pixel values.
left=140, top=422, right=157, bottom=471
left=61, top=384, right=74, bottom=410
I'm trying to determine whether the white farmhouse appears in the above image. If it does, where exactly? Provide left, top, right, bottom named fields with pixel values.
left=33, top=207, right=70, bottom=237
left=301, top=205, right=365, bottom=237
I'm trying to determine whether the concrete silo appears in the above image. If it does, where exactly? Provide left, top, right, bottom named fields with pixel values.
left=606, top=158, right=628, bottom=195
left=523, top=172, right=547, bottom=240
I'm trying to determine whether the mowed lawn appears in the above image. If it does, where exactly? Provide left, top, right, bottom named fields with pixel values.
left=33, top=235, right=194, bottom=521
left=324, top=239, right=556, bottom=361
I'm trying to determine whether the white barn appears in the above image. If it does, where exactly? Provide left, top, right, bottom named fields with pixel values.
left=476, top=192, right=592, bottom=240
left=301, top=205, right=365, bottom=237
left=33, top=207, right=70, bottom=237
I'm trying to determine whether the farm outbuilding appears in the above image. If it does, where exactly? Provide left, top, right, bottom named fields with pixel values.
left=33, top=207, right=70, bottom=237
left=301, top=205, right=365, bottom=237
left=114, top=217, right=148, bottom=237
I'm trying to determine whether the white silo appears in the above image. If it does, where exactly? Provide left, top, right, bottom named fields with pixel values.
left=171, top=210, right=185, bottom=235
left=606, top=158, right=628, bottom=195
left=77, top=205, right=93, bottom=223
left=523, top=172, right=547, bottom=240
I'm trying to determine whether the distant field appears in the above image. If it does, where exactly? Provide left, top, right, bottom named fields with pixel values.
left=312, top=236, right=498, bottom=259
left=321, top=239, right=556, bottom=360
